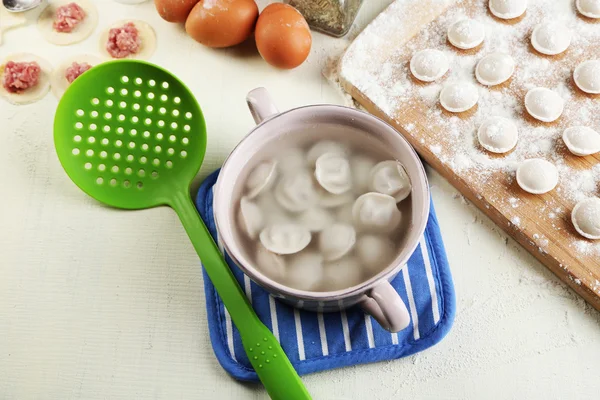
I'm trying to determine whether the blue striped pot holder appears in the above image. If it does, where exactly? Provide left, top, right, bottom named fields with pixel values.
left=195, top=169, right=456, bottom=381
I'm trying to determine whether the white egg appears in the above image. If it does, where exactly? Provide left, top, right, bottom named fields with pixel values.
left=562, top=126, right=600, bottom=156
left=245, top=160, right=278, bottom=199
left=439, top=82, right=479, bottom=113
left=307, top=140, right=349, bottom=167
left=275, top=147, right=307, bottom=175
left=368, top=160, right=412, bottom=202
left=409, top=49, right=449, bottom=82
left=477, top=117, right=519, bottom=154
left=524, top=87, right=564, bottom=122
left=237, top=197, right=264, bottom=239
left=573, top=60, right=600, bottom=94
left=489, top=0, right=527, bottom=20
left=322, top=256, right=363, bottom=291
left=350, top=154, right=376, bottom=194
left=285, top=251, right=324, bottom=291
left=576, top=0, right=600, bottom=18
left=314, top=152, right=352, bottom=194
left=259, top=223, right=311, bottom=255
left=447, top=19, right=485, bottom=50
left=297, top=207, right=334, bottom=232
left=274, top=171, right=318, bottom=212
left=531, top=22, right=571, bottom=56
left=352, top=192, right=402, bottom=233
left=356, top=234, right=396, bottom=276
left=255, top=244, right=286, bottom=281
left=571, top=197, right=600, bottom=240
left=319, top=223, right=357, bottom=261
left=516, top=159, right=559, bottom=195
left=475, top=53, right=515, bottom=86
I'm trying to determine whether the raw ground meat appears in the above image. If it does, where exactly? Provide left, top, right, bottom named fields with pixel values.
left=2, top=61, right=41, bottom=93
left=52, top=2, right=86, bottom=33
left=65, top=62, right=91, bottom=83
left=106, top=22, right=141, bottom=59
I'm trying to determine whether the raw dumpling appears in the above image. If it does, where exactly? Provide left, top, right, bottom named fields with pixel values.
left=315, top=152, right=352, bottom=194
left=516, top=158, right=559, bottom=195
left=319, top=223, right=356, bottom=261
left=440, top=82, right=479, bottom=113
left=255, top=244, right=286, bottom=281
left=524, top=87, right=564, bottom=122
left=237, top=197, right=264, bottom=239
left=409, top=49, right=449, bottom=82
left=99, top=20, right=156, bottom=60
left=285, top=252, right=324, bottom=291
left=475, top=53, right=515, bottom=86
left=246, top=160, right=278, bottom=199
left=562, top=126, right=600, bottom=156
left=276, top=147, right=307, bottom=175
left=356, top=234, right=396, bottom=276
left=322, top=256, right=363, bottom=291
left=297, top=207, right=334, bottom=232
left=576, top=0, right=600, bottom=18
left=573, top=60, right=600, bottom=94
left=37, top=0, right=99, bottom=46
left=259, top=223, right=311, bottom=255
left=368, top=160, right=412, bottom=202
left=489, top=0, right=527, bottom=20
left=50, top=54, right=103, bottom=99
left=0, top=53, right=52, bottom=105
left=477, top=117, right=518, bottom=153
left=350, top=154, right=376, bottom=194
left=307, top=140, right=349, bottom=166
left=571, top=198, right=600, bottom=240
left=352, top=193, right=402, bottom=233
left=274, top=171, right=318, bottom=212
left=531, top=22, right=571, bottom=56
left=447, top=19, right=485, bottom=50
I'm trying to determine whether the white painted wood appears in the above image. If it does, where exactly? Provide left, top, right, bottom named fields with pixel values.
left=1, top=1, right=599, bottom=399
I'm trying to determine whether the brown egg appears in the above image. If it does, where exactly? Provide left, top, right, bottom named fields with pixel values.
left=185, top=0, right=259, bottom=48
left=255, top=3, right=312, bottom=69
left=155, top=0, right=199, bottom=23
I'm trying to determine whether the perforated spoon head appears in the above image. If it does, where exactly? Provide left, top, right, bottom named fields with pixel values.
left=54, top=60, right=206, bottom=209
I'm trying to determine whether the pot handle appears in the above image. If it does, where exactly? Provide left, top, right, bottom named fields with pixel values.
left=360, top=280, right=411, bottom=333
left=247, top=87, right=280, bottom=124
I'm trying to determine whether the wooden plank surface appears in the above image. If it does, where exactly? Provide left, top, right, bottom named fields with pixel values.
left=340, top=0, right=600, bottom=309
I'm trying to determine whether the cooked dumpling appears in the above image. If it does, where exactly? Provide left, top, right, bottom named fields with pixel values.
left=274, top=171, right=318, bottom=212
left=297, top=207, right=334, bottom=232
left=255, top=192, right=291, bottom=225
left=259, top=223, right=311, bottom=255
left=368, top=160, right=412, bottom=202
left=356, top=234, right=396, bottom=276
left=307, top=140, right=349, bottom=166
left=335, top=203, right=354, bottom=225
left=322, top=256, right=363, bottom=291
left=350, top=154, right=376, bottom=194
left=352, top=193, right=402, bottom=233
left=255, top=244, right=286, bottom=281
left=276, top=147, right=307, bottom=175
left=246, top=160, right=277, bottom=199
left=317, top=187, right=354, bottom=208
left=237, top=197, right=264, bottom=239
left=315, top=152, right=352, bottom=194
left=285, top=252, right=324, bottom=291
left=319, top=223, right=356, bottom=261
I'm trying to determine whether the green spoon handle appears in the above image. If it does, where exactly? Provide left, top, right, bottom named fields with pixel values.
left=171, top=190, right=311, bottom=400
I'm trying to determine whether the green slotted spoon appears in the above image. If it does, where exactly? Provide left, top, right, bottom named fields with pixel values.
left=53, top=59, right=311, bottom=400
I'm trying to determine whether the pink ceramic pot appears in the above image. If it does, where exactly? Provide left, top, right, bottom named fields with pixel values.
left=213, top=88, right=430, bottom=332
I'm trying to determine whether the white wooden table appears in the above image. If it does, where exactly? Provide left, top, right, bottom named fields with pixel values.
left=1, top=1, right=599, bottom=399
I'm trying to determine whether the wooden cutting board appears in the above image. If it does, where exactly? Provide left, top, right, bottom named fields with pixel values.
left=339, top=0, right=600, bottom=310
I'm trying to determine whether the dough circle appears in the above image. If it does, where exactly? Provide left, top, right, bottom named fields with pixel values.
left=562, top=126, right=600, bottom=156
left=573, top=60, right=600, bottom=94
left=410, top=49, right=449, bottom=82
left=475, top=53, right=515, bottom=86
left=37, top=0, right=99, bottom=46
left=477, top=117, right=518, bottom=154
left=489, top=0, right=527, bottom=19
left=50, top=54, right=105, bottom=99
left=571, top=198, right=600, bottom=240
left=531, top=22, right=571, bottom=56
left=0, top=53, right=53, bottom=105
left=439, top=82, right=479, bottom=113
left=447, top=19, right=485, bottom=50
left=0, top=6, right=27, bottom=45
left=576, top=0, right=600, bottom=18
left=99, top=20, right=157, bottom=60
left=524, top=87, right=564, bottom=122
left=516, top=159, right=559, bottom=195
